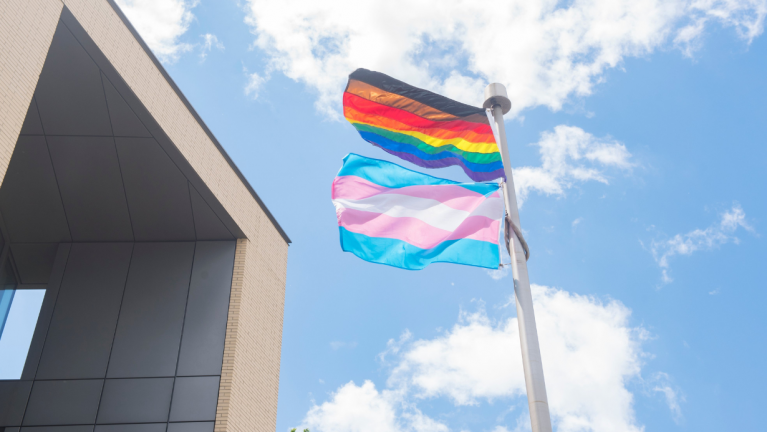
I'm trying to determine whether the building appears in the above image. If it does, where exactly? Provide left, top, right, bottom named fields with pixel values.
left=0, top=1, right=290, bottom=431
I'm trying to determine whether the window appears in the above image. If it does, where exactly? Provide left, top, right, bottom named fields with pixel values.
left=0, top=254, right=45, bottom=379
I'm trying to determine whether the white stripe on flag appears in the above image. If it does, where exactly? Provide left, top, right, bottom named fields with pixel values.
left=333, top=194, right=503, bottom=232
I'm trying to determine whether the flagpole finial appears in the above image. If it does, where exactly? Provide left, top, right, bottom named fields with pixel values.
left=483, top=83, right=511, bottom=114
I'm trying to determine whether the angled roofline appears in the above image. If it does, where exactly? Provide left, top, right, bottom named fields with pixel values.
left=105, top=0, right=291, bottom=244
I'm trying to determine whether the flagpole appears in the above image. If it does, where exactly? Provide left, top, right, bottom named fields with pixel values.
left=484, top=84, right=553, bottom=432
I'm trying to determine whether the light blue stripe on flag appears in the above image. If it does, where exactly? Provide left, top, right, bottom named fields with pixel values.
left=339, top=225, right=500, bottom=271
left=338, top=153, right=499, bottom=195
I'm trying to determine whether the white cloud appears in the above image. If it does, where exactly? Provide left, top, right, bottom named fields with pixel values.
left=244, top=71, right=267, bottom=99
left=301, top=286, right=668, bottom=432
left=242, top=0, right=766, bottom=118
left=676, top=0, right=767, bottom=55
left=486, top=266, right=510, bottom=281
left=199, top=33, right=224, bottom=61
left=650, top=203, right=754, bottom=283
left=572, top=218, right=584, bottom=229
left=513, top=126, right=633, bottom=206
left=299, top=381, right=449, bottom=432
left=651, top=372, right=685, bottom=424
left=115, top=0, right=197, bottom=63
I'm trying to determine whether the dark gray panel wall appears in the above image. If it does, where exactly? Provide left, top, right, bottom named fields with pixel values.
left=23, top=380, right=103, bottom=426
left=189, top=186, right=233, bottom=241
left=96, top=379, right=173, bottom=424
left=0, top=381, right=32, bottom=426
left=10, top=244, right=59, bottom=284
left=95, top=425, right=166, bottom=432
left=47, top=137, right=133, bottom=242
left=177, top=241, right=235, bottom=376
left=19, top=98, right=44, bottom=135
left=34, top=22, right=112, bottom=136
left=0, top=136, right=70, bottom=243
left=37, top=244, right=133, bottom=379
left=107, top=243, right=194, bottom=378
left=6, top=240, right=235, bottom=430
left=101, top=75, right=151, bottom=138
left=169, top=376, right=220, bottom=422
left=21, top=427, right=94, bottom=432
left=167, top=423, right=213, bottom=432
left=21, top=244, right=71, bottom=380
left=115, top=138, right=195, bottom=241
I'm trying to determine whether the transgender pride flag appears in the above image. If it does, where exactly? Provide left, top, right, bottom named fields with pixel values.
left=332, top=154, right=503, bottom=270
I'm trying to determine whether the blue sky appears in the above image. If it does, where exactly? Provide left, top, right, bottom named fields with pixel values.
left=113, top=1, right=766, bottom=431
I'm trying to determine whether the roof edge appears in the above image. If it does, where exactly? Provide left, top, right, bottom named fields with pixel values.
left=105, top=0, right=291, bottom=244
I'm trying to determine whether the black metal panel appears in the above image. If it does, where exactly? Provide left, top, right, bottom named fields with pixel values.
left=94, top=425, right=166, bottom=432
left=107, top=243, right=194, bottom=378
left=4, top=427, right=20, bottom=432
left=47, top=136, right=133, bottom=242
left=19, top=98, right=44, bottom=135
left=168, top=376, right=220, bottom=422
left=9, top=244, right=59, bottom=284
left=96, top=378, right=173, bottom=424
left=189, top=186, right=233, bottom=241
left=21, top=244, right=70, bottom=380
left=23, top=380, right=102, bottom=426
left=101, top=74, right=151, bottom=138
left=20, top=427, right=93, bottom=432
left=177, top=241, right=235, bottom=376
left=0, top=381, right=32, bottom=426
left=36, top=244, right=133, bottom=380
left=60, top=8, right=262, bottom=242
left=34, top=22, right=111, bottom=136
left=115, top=138, right=195, bottom=241
left=0, top=136, right=71, bottom=243
left=167, top=423, right=213, bottom=432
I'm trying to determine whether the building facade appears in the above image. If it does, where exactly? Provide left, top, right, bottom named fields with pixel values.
left=0, top=1, right=290, bottom=431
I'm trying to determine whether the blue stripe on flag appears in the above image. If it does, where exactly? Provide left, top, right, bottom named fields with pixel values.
left=339, top=227, right=500, bottom=270
left=337, top=153, right=499, bottom=196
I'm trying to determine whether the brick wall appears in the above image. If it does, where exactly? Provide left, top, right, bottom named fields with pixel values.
left=0, top=0, right=62, bottom=185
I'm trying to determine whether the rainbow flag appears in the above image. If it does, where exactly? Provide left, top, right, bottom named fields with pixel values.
left=343, top=69, right=505, bottom=182
left=332, top=154, right=503, bottom=270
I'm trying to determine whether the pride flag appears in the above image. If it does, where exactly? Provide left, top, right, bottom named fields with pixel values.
left=343, top=69, right=505, bottom=182
left=332, top=154, right=503, bottom=270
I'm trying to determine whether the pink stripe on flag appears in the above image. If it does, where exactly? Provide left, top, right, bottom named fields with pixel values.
left=333, top=175, right=501, bottom=212
left=337, top=208, right=499, bottom=249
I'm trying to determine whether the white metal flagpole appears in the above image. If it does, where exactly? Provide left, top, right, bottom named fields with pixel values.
left=484, top=83, right=553, bottom=432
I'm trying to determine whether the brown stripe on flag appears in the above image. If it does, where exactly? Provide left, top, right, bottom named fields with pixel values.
left=346, top=79, right=489, bottom=125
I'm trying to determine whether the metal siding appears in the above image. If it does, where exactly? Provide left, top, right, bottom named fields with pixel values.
left=96, top=378, right=173, bottom=424
left=46, top=136, right=133, bottom=242
left=169, top=376, right=220, bottom=422
left=107, top=243, right=193, bottom=378
left=0, top=381, right=33, bottom=426
left=36, top=244, right=132, bottom=380
left=22, top=380, right=103, bottom=426
left=176, top=241, right=235, bottom=376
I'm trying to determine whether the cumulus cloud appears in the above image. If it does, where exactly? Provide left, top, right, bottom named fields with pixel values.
left=115, top=0, right=197, bottom=63
left=513, top=126, right=633, bottom=206
left=199, top=33, right=224, bottom=61
left=676, top=0, right=767, bottom=55
left=242, top=0, right=766, bottom=118
left=300, top=286, right=667, bottom=432
left=300, top=381, right=448, bottom=432
left=650, top=203, right=754, bottom=283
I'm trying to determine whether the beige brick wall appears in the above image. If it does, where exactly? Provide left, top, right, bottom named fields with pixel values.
left=0, top=0, right=62, bottom=185
left=0, top=1, right=290, bottom=431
